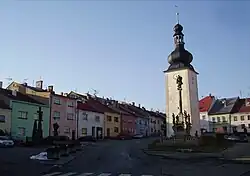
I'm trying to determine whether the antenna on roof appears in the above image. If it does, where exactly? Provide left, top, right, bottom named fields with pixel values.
left=240, top=90, right=243, bottom=98
left=174, top=5, right=180, bottom=24
left=23, top=78, right=28, bottom=84
left=91, top=88, right=99, bottom=97
left=5, top=77, right=13, bottom=85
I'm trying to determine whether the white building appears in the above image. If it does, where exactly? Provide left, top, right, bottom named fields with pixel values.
left=199, top=95, right=216, bottom=132
left=231, top=98, right=250, bottom=132
left=164, top=23, right=200, bottom=137
left=77, top=102, right=105, bottom=139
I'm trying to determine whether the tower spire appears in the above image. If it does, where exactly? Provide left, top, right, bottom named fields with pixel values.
left=175, top=5, right=180, bottom=24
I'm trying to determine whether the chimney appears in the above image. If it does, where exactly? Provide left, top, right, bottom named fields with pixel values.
left=246, top=98, right=250, bottom=106
left=132, top=102, right=135, bottom=106
left=209, top=93, right=212, bottom=97
left=12, top=90, right=17, bottom=96
left=48, top=85, right=53, bottom=92
left=0, top=81, right=2, bottom=88
left=61, top=92, right=63, bottom=96
left=138, top=104, right=141, bottom=108
left=36, top=80, right=43, bottom=89
left=142, top=106, right=145, bottom=110
left=23, top=82, right=27, bottom=86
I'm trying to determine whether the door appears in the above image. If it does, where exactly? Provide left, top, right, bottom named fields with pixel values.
left=72, top=130, right=76, bottom=140
left=107, top=128, right=110, bottom=137
left=92, top=127, right=95, bottom=137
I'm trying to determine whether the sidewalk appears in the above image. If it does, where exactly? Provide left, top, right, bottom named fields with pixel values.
left=143, top=142, right=250, bottom=164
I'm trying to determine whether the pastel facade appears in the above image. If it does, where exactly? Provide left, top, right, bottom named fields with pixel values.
left=51, top=94, right=77, bottom=139
left=0, top=89, right=50, bottom=140
left=0, top=101, right=11, bottom=134
left=230, top=98, right=250, bottom=132
left=77, top=102, right=104, bottom=139
left=208, top=97, right=239, bottom=133
left=148, top=111, right=164, bottom=136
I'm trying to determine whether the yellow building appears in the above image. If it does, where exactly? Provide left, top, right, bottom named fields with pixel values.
left=7, top=80, right=52, bottom=98
left=88, top=99, right=121, bottom=137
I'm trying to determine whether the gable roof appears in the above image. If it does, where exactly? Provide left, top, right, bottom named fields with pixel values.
left=208, top=97, right=239, bottom=115
left=233, top=98, right=250, bottom=113
left=87, top=98, right=118, bottom=114
left=126, top=104, right=149, bottom=118
left=199, top=95, right=215, bottom=112
left=77, top=101, right=103, bottom=114
left=0, top=88, right=45, bottom=105
left=118, top=103, right=142, bottom=117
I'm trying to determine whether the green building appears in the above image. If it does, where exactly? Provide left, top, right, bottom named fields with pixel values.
left=0, top=88, right=50, bottom=140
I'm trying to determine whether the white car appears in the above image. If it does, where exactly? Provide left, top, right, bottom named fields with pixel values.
left=0, top=136, right=14, bottom=147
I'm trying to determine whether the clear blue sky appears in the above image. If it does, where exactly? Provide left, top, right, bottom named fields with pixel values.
left=0, top=1, right=250, bottom=111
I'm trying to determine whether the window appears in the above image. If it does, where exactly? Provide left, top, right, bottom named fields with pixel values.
left=0, top=115, right=5, bottom=123
left=34, top=113, right=38, bottom=120
left=67, top=113, right=74, bottom=120
left=241, top=116, right=245, bottom=121
left=212, top=117, right=216, bottom=122
left=139, top=120, right=142, bottom=124
left=18, top=127, right=26, bottom=136
left=82, top=113, right=88, bottom=120
left=82, top=128, right=87, bottom=135
left=107, top=116, right=112, bottom=121
left=222, top=116, right=226, bottom=122
left=64, top=127, right=70, bottom=134
left=248, top=124, right=250, bottom=128
left=95, top=116, right=100, bottom=122
left=18, top=111, right=28, bottom=119
left=217, top=117, right=221, bottom=122
left=53, top=111, right=60, bottom=120
left=114, top=127, right=119, bottom=133
left=68, top=101, right=74, bottom=107
left=234, top=116, right=238, bottom=121
left=248, top=115, right=250, bottom=120
left=202, top=115, right=206, bottom=120
left=241, top=124, right=246, bottom=129
left=54, top=98, right=61, bottom=105
left=114, top=117, right=119, bottom=122
left=157, top=120, right=160, bottom=124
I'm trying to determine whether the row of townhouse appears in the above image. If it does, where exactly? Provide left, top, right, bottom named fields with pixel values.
left=199, top=94, right=250, bottom=133
left=0, top=80, right=165, bottom=140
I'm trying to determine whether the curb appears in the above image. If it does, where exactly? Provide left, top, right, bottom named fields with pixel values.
left=143, top=149, right=250, bottom=164
left=142, top=149, right=221, bottom=161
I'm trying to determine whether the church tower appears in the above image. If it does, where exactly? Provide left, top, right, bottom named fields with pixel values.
left=164, top=22, right=200, bottom=137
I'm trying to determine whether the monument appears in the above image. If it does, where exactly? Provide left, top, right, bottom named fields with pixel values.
left=164, top=13, right=200, bottom=137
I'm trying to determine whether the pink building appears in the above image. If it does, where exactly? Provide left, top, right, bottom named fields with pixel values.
left=50, top=93, right=77, bottom=139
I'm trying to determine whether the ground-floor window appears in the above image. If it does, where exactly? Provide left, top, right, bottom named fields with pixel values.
left=18, top=127, right=26, bottom=136
left=82, top=128, right=87, bottom=135
left=114, top=127, right=119, bottom=133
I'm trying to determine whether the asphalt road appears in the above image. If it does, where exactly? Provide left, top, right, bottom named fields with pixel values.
left=2, top=139, right=250, bottom=176
left=43, top=138, right=250, bottom=176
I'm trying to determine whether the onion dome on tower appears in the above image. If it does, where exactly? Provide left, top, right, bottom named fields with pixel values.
left=164, top=22, right=198, bottom=73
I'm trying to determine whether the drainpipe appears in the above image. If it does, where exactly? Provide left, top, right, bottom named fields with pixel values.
left=49, top=93, right=53, bottom=136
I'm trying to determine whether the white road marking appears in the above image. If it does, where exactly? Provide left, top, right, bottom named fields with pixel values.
left=97, top=173, right=112, bottom=176
left=58, top=172, right=77, bottom=176
left=141, top=175, right=153, bottom=176
left=118, top=174, right=131, bottom=176
left=77, top=173, right=94, bottom=176
left=41, top=172, right=62, bottom=176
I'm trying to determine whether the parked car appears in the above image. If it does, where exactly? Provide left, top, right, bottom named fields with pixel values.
left=225, top=134, right=248, bottom=143
left=117, top=134, right=132, bottom=140
left=133, top=134, right=143, bottom=139
left=78, top=136, right=97, bottom=142
left=0, top=136, right=14, bottom=147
